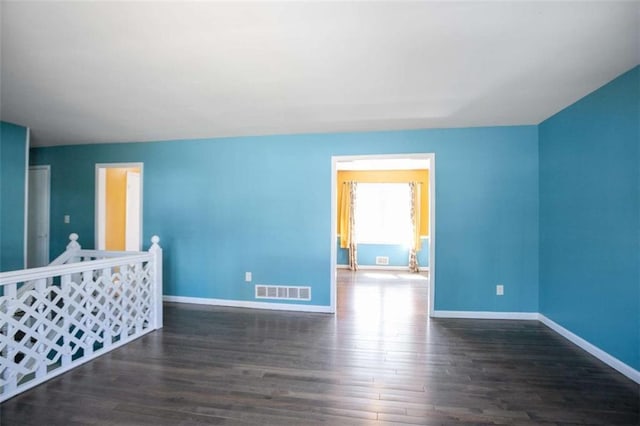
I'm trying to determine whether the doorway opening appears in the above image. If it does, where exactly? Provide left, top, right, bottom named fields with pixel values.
left=95, top=163, right=143, bottom=251
left=330, top=154, right=436, bottom=316
left=27, top=165, right=50, bottom=268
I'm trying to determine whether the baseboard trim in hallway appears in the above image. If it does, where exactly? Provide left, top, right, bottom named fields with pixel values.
left=539, top=314, right=640, bottom=384
left=431, top=310, right=639, bottom=384
left=163, top=295, right=333, bottom=314
left=3, top=278, right=636, bottom=425
left=431, top=310, right=539, bottom=320
left=163, top=294, right=640, bottom=384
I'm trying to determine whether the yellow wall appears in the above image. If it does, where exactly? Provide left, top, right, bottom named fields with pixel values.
left=105, top=167, right=140, bottom=250
left=337, top=169, right=430, bottom=236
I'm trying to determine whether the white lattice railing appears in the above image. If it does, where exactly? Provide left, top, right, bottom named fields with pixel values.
left=0, top=233, right=163, bottom=403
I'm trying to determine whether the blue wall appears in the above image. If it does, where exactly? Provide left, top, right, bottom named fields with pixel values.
left=31, top=125, right=539, bottom=310
left=337, top=237, right=429, bottom=268
left=0, top=121, right=27, bottom=272
left=539, top=66, right=640, bottom=370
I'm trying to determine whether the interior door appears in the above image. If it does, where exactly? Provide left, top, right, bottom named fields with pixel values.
left=27, top=166, right=50, bottom=267
left=96, top=164, right=143, bottom=251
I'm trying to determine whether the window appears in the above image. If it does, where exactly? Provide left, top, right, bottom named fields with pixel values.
left=354, top=183, right=412, bottom=245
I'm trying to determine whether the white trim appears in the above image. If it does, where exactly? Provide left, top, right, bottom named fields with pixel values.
left=95, top=163, right=144, bottom=251
left=163, top=295, right=332, bottom=313
left=159, top=294, right=640, bottom=383
left=337, top=264, right=427, bottom=272
left=336, top=264, right=431, bottom=272
left=330, top=153, right=435, bottom=317
left=431, top=310, right=539, bottom=320
left=539, top=314, right=640, bottom=384
left=428, top=154, right=436, bottom=317
left=428, top=311, right=640, bottom=383
left=336, top=157, right=431, bottom=171
left=97, top=168, right=106, bottom=250
left=27, top=165, right=51, bottom=267
left=23, top=128, right=30, bottom=269
left=0, top=252, right=152, bottom=285
left=330, top=157, right=338, bottom=314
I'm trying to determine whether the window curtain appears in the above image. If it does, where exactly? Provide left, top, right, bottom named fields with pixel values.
left=339, top=181, right=358, bottom=271
left=408, top=182, right=421, bottom=273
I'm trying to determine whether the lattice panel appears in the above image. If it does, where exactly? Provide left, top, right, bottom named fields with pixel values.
left=0, top=261, right=153, bottom=394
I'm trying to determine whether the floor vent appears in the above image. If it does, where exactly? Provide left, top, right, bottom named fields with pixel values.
left=375, top=256, right=390, bottom=265
left=255, top=285, right=311, bottom=301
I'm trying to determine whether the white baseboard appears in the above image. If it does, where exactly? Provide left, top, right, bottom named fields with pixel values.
left=161, top=295, right=639, bottom=384
left=539, top=314, right=640, bottom=384
left=163, top=295, right=333, bottom=314
left=431, top=310, right=539, bottom=320
left=339, top=264, right=406, bottom=270
left=432, top=311, right=639, bottom=383
left=337, top=264, right=430, bottom=272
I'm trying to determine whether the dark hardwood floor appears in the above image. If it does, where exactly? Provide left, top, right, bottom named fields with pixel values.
left=1, top=270, right=638, bottom=425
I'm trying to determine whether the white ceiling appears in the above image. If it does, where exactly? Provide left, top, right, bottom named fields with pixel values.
left=1, top=1, right=638, bottom=147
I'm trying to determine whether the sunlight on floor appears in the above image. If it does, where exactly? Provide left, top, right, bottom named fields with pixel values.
left=336, top=270, right=430, bottom=341
left=362, top=271, right=428, bottom=281
left=363, top=272, right=398, bottom=280
left=352, top=285, right=415, bottom=324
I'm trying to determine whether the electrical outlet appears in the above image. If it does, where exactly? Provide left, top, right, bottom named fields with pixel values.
left=245, top=272, right=252, bottom=282
left=496, top=284, right=504, bottom=296
left=64, top=215, right=70, bottom=224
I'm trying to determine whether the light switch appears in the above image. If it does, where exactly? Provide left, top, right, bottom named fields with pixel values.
left=64, top=215, right=70, bottom=224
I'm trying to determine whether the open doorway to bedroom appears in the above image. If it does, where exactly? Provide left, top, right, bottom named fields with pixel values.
left=95, top=163, right=143, bottom=251
left=330, top=154, right=435, bottom=318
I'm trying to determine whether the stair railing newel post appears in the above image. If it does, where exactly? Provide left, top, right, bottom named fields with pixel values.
left=0, top=231, right=164, bottom=402
left=66, top=233, right=82, bottom=284
left=66, top=233, right=81, bottom=260
left=149, top=236, right=163, bottom=330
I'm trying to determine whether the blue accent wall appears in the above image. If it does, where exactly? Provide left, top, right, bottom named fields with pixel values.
left=539, top=66, right=640, bottom=370
left=31, top=125, right=539, bottom=310
left=0, top=121, right=27, bottom=272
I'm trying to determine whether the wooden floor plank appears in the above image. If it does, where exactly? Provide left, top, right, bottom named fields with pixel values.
left=1, top=270, right=637, bottom=425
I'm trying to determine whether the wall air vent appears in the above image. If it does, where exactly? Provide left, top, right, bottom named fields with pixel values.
left=375, top=256, right=390, bottom=265
left=255, top=285, right=311, bottom=301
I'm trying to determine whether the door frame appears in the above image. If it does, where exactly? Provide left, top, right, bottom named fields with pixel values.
left=95, top=162, right=144, bottom=251
left=124, top=170, right=141, bottom=251
left=27, top=164, right=51, bottom=268
left=330, top=153, right=436, bottom=316
left=22, top=128, right=30, bottom=268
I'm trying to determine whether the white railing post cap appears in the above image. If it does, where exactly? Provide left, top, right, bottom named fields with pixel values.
left=66, top=233, right=81, bottom=251
left=151, top=235, right=160, bottom=245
